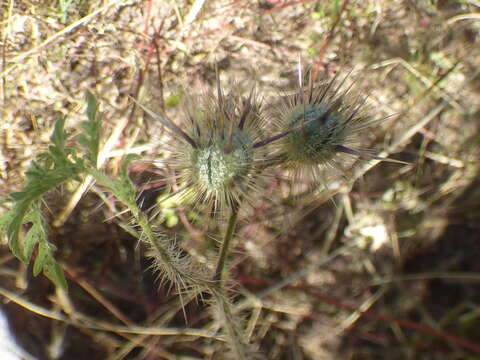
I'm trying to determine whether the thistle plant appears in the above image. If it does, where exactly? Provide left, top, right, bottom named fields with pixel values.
left=0, top=66, right=407, bottom=360
left=0, top=92, right=214, bottom=294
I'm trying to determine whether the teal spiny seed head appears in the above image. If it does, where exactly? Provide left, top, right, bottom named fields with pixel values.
left=260, top=66, right=407, bottom=191
left=284, top=103, right=346, bottom=165
left=267, top=70, right=359, bottom=175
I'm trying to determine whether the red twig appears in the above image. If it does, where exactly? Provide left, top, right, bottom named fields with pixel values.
left=313, top=0, right=350, bottom=82
left=128, top=12, right=166, bottom=128
left=303, top=287, right=480, bottom=354
left=152, top=24, right=165, bottom=113
left=238, top=277, right=480, bottom=354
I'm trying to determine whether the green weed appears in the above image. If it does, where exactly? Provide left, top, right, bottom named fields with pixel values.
left=1, top=68, right=406, bottom=359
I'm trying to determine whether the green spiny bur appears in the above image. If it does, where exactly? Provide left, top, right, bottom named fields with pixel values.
left=192, top=129, right=253, bottom=198
left=285, top=104, right=345, bottom=164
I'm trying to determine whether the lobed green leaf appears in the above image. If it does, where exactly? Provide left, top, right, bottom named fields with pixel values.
left=50, top=117, right=67, bottom=150
left=43, top=257, right=68, bottom=291
left=78, top=91, right=102, bottom=166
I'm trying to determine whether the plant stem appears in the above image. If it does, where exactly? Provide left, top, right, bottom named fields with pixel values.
left=214, top=205, right=239, bottom=282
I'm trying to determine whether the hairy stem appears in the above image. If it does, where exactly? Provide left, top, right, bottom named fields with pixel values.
left=214, top=205, right=239, bottom=282
left=87, top=168, right=213, bottom=291
left=214, top=292, right=248, bottom=360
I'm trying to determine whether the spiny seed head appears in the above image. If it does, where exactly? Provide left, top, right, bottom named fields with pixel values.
left=273, top=71, right=361, bottom=166
left=192, top=130, right=253, bottom=191
left=283, top=102, right=346, bottom=164
left=263, top=66, right=405, bottom=190
left=151, top=79, right=265, bottom=213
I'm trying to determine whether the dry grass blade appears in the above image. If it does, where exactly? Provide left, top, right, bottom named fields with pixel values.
left=0, top=285, right=224, bottom=340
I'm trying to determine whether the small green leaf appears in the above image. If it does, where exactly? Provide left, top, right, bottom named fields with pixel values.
left=7, top=201, right=31, bottom=263
left=121, top=154, right=140, bottom=176
left=33, top=241, right=48, bottom=276
left=50, top=117, right=67, bottom=150
left=43, top=258, right=68, bottom=291
left=0, top=212, right=15, bottom=233
left=90, top=158, right=138, bottom=209
left=86, top=91, right=98, bottom=122
left=10, top=191, right=27, bottom=201
left=23, top=222, right=42, bottom=260
left=79, top=91, right=102, bottom=166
